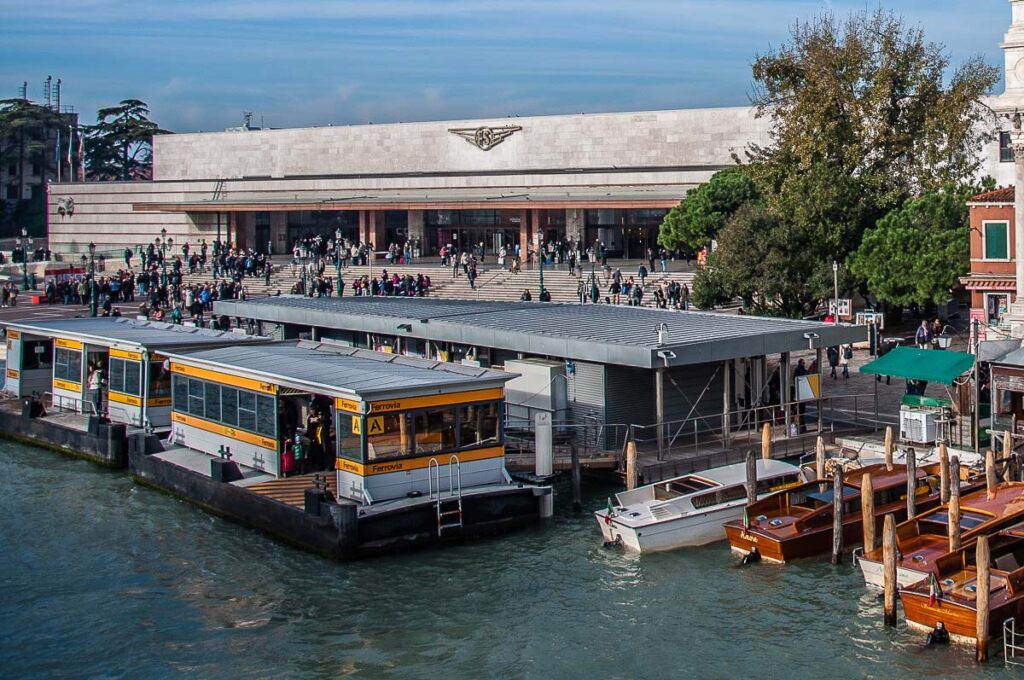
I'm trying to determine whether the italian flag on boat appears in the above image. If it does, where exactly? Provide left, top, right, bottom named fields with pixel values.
left=605, top=497, right=613, bottom=524
left=928, top=573, right=940, bottom=606
left=743, top=506, right=750, bottom=530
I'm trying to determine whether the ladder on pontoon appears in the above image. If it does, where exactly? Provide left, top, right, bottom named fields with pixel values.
left=428, top=455, right=463, bottom=537
left=1004, top=618, right=1024, bottom=667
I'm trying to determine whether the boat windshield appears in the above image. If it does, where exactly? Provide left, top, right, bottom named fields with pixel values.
left=919, top=510, right=988, bottom=533
left=666, top=477, right=716, bottom=494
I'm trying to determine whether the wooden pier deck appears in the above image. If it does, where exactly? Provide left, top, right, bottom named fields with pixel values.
left=245, top=473, right=337, bottom=509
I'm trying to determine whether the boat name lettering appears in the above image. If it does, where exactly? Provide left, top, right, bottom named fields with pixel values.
left=740, top=531, right=759, bottom=543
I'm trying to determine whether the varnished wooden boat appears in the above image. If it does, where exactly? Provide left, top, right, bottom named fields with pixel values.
left=900, top=523, right=1024, bottom=643
left=857, top=483, right=1024, bottom=588
left=723, top=463, right=943, bottom=563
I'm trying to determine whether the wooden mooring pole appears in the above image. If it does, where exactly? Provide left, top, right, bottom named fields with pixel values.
left=986, top=449, right=997, bottom=500
left=861, top=473, right=876, bottom=553
left=883, top=513, right=897, bottom=627
left=625, top=434, right=638, bottom=491
left=976, top=534, right=992, bottom=663
left=815, top=435, right=826, bottom=480
left=831, top=465, right=844, bottom=565
left=939, top=443, right=950, bottom=505
left=1004, top=431, right=1013, bottom=482
left=570, top=442, right=582, bottom=513
left=745, top=451, right=757, bottom=505
left=884, top=426, right=894, bottom=472
left=761, top=423, right=772, bottom=461
left=905, top=447, right=917, bottom=519
left=949, top=456, right=962, bottom=552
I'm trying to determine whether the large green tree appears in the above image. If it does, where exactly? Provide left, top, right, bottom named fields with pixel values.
left=702, top=8, right=999, bottom=317
left=848, top=186, right=975, bottom=310
left=85, top=99, right=170, bottom=180
left=0, top=98, right=66, bottom=236
left=658, top=167, right=758, bottom=252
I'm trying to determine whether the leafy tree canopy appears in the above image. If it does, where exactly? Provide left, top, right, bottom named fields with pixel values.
left=848, top=185, right=977, bottom=308
left=86, top=99, right=170, bottom=181
left=658, top=167, right=758, bottom=252
left=697, top=8, right=998, bottom=317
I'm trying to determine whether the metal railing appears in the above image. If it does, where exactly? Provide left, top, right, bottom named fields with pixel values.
left=1005, top=618, right=1024, bottom=667
left=42, top=390, right=98, bottom=417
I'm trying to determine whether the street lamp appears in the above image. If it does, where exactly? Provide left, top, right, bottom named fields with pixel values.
left=19, top=227, right=32, bottom=290
left=335, top=228, right=343, bottom=296
left=157, top=228, right=173, bottom=288
left=832, top=260, right=839, bottom=326
left=86, top=241, right=97, bottom=317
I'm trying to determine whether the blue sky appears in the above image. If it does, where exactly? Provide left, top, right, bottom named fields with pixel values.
left=0, top=1, right=1010, bottom=132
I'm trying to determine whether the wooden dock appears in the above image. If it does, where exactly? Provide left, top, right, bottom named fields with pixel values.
left=245, top=473, right=337, bottom=509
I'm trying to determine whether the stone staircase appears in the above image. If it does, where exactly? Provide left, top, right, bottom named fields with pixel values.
left=177, top=260, right=700, bottom=309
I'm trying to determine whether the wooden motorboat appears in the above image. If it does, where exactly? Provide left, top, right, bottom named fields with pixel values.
left=723, top=463, right=943, bottom=563
left=857, top=483, right=1024, bottom=588
left=900, top=523, right=1024, bottom=644
left=595, top=459, right=803, bottom=552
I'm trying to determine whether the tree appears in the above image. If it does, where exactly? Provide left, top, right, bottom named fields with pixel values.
left=658, top=167, right=758, bottom=252
left=706, top=8, right=998, bottom=316
left=690, top=251, right=731, bottom=310
left=86, top=99, right=170, bottom=180
left=0, top=98, right=66, bottom=236
left=849, top=187, right=972, bottom=310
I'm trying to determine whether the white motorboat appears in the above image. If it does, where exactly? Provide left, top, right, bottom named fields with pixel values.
left=595, top=459, right=804, bottom=553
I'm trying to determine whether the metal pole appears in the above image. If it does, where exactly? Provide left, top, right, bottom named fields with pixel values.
left=832, top=260, right=839, bottom=326
left=973, top=318, right=981, bottom=454
left=539, top=252, right=545, bottom=299
left=655, top=367, right=665, bottom=460
left=89, top=256, right=96, bottom=318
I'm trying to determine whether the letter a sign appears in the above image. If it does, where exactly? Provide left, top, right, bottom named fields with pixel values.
left=367, top=416, right=384, bottom=436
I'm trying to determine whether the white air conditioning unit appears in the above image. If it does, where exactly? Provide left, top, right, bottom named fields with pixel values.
left=900, top=409, right=937, bottom=445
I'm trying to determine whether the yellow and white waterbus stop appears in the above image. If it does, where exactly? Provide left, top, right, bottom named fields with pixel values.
left=2, top=317, right=266, bottom=428
left=160, top=340, right=516, bottom=502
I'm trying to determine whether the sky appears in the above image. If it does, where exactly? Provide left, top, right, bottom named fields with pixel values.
left=0, top=0, right=1011, bottom=132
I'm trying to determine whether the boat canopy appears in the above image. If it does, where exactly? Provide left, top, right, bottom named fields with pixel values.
left=859, top=346, right=974, bottom=385
left=806, top=487, right=860, bottom=504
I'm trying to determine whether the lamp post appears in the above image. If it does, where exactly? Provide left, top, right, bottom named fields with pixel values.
left=335, top=228, right=343, bottom=296
left=19, top=228, right=31, bottom=290
left=538, top=250, right=546, bottom=300
left=157, top=228, right=173, bottom=289
left=832, top=260, right=839, bottom=326
left=86, top=241, right=97, bottom=317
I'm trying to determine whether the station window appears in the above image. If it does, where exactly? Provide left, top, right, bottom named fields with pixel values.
left=108, top=357, right=142, bottom=396
left=171, top=374, right=277, bottom=439
left=54, top=347, right=82, bottom=383
left=149, top=361, right=171, bottom=399
left=457, top=402, right=500, bottom=448
left=367, top=413, right=412, bottom=460
left=21, top=339, right=52, bottom=371
left=414, top=408, right=457, bottom=453
left=336, top=412, right=362, bottom=462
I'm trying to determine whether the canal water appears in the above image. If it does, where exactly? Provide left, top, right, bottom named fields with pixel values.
left=0, top=440, right=1017, bottom=679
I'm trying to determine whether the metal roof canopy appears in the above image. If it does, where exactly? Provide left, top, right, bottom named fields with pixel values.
left=214, top=297, right=866, bottom=369
left=859, top=346, right=975, bottom=385
left=2, top=317, right=268, bottom=352
left=165, top=340, right=514, bottom=401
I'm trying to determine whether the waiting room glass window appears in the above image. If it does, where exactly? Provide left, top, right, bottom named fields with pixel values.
left=367, top=413, right=413, bottom=460
left=985, top=221, right=1010, bottom=260
left=458, top=402, right=501, bottom=448
left=108, top=357, right=142, bottom=396
left=22, top=340, right=52, bottom=370
left=414, top=408, right=457, bottom=454
left=1002, top=132, right=1016, bottom=163
left=337, top=412, right=362, bottom=462
left=54, top=347, right=82, bottom=383
left=171, top=374, right=276, bottom=439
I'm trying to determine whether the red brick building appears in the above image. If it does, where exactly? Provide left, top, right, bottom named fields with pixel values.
left=963, top=186, right=1016, bottom=338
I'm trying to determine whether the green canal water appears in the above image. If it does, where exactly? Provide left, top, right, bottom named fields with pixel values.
left=0, top=440, right=1018, bottom=679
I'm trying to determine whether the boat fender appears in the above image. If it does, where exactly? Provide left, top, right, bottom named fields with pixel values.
left=926, top=622, right=949, bottom=646
left=739, top=547, right=762, bottom=566
left=602, top=536, right=623, bottom=549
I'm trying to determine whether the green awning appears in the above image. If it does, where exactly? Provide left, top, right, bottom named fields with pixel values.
left=859, top=346, right=974, bottom=385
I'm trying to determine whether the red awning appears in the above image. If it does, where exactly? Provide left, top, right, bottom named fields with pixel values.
left=963, top=278, right=1016, bottom=291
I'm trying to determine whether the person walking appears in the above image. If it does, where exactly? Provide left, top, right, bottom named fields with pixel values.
left=839, top=343, right=852, bottom=379
left=915, top=320, right=932, bottom=349
left=827, top=346, right=840, bottom=379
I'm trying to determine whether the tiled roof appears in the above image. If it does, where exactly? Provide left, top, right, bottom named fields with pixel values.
left=969, top=186, right=1015, bottom=203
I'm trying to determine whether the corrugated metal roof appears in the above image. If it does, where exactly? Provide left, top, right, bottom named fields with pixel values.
left=2, top=317, right=265, bottom=349
left=214, top=297, right=866, bottom=369
left=170, top=340, right=512, bottom=397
